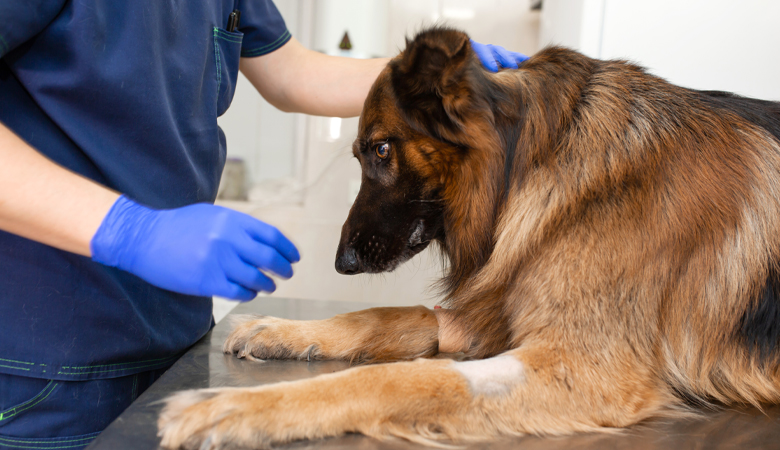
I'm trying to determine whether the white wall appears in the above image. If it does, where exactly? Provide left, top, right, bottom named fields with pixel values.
left=313, top=0, right=390, bottom=58
left=540, top=0, right=780, bottom=100
left=388, top=0, right=540, bottom=57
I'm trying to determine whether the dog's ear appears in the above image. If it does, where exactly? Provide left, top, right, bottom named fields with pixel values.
left=389, top=27, right=482, bottom=142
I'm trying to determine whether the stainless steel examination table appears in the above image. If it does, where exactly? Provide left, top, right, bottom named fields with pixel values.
left=87, top=297, right=780, bottom=450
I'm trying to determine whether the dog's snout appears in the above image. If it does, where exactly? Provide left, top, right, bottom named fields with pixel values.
left=335, top=247, right=362, bottom=275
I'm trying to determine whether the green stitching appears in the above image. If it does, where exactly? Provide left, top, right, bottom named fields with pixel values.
left=0, top=444, right=92, bottom=449
left=0, top=354, right=176, bottom=374
left=1, top=383, right=57, bottom=419
left=0, top=383, right=58, bottom=422
left=11, top=382, right=54, bottom=411
left=0, top=382, right=54, bottom=421
left=0, top=364, right=31, bottom=371
left=213, top=27, right=222, bottom=91
left=248, top=29, right=290, bottom=52
left=216, top=33, right=242, bottom=41
left=242, top=30, right=291, bottom=57
left=0, top=358, right=34, bottom=365
left=215, top=28, right=241, bottom=36
left=215, top=29, right=242, bottom=37
left=0, top=440, right=96, bottom=449
left=62, top=354, right=177, bottom=370
left=57, top=360, right=175, bottom=375
left=215, top=31, right=243, bottom=43
left=0, top=432, right=100, bottom=444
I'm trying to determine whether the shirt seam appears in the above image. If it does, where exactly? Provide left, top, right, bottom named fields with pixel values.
left=57, top=360, right=176, bottom=375
left=0, top=381, right=54, bottom=419
left=241, top=29, right=291, bottom=57
left=0, top=354, right=178, bottom=369
left=214, top=29, right=243, bottom=42
left=62, top=354, right=178, bottom=369
left=0, top=433, right=100, bottom=444
left=0, top=382, right=59, bottom=423
left=213, top=27, right=222, bottom=92
left=0, top=364, right=31, bottom=372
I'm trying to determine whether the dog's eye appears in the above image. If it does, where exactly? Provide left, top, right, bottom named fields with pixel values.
left=375, top=142, right=390, bottom=160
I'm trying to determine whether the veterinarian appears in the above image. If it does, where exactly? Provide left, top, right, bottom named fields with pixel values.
left=0, top=2, right=527, bottom=448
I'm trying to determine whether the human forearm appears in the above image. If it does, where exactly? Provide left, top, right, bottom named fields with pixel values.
left=0, top=122, right=119, bottom=256
left=240, top=38, right=389, bottom=118
left=0, top=122, right=299, bottom=299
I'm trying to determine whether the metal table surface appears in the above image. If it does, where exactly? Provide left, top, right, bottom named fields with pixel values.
left=88, top=297, right=780, bottom=450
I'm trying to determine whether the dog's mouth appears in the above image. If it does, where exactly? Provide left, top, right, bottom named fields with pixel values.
left=407, top=219, right=429, bottom=253
left=335, top=219, right=434, bottom=275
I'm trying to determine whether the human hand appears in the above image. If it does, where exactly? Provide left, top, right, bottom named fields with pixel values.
left=90, top=196, right=300, bottom=300
left=470, top=39, right=529, bottom=72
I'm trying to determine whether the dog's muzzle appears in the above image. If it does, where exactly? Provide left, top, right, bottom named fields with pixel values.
left=335, top=247, right=361, bottom=275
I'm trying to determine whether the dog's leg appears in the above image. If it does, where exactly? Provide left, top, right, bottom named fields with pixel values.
left=159, top=344, right=672, bottom=449
left=223, top=306, right=441, bottom=362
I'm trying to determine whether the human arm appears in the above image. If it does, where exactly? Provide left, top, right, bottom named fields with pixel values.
left=239, top=37, right=389, bottom=118
left=240, top=37, right=529, bottom=118
left=0, top=121, right=119, bottom=256
left=0, top=122, right=298, bottom=300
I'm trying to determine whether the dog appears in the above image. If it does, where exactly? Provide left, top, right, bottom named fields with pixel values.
left=158, top=26, right=780, bottom=448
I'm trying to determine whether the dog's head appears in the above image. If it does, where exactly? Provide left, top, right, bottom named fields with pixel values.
left=335, top=27, right=500, bottom=275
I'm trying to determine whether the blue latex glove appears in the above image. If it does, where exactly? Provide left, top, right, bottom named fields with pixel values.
left=470, top=39, right=529, bottom=72
left=91, top=195, right=300, bottom=301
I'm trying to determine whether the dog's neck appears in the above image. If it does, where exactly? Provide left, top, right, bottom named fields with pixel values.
left=440, top=50, right=595, bottom=296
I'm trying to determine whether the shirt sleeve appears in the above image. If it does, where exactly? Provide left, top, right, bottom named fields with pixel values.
left=0, top=0, right=67, bottom=58
left=236, top=0, right=292, bottom=58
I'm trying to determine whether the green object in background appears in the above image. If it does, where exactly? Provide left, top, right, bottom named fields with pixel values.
left=339, top=31, right=352, bottom=50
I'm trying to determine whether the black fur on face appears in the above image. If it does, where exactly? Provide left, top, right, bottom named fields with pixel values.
left=334, top=134, right=445, bottom=275
left=335, top=27, right=488, bottom=276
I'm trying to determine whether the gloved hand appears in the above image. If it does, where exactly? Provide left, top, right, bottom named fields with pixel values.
left=91, top=195, right=300, bottom=301
left=470, top=39, right=529, bottom=72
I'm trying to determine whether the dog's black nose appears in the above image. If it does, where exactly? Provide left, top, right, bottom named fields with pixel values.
left=335, top=247, right=362, bottom=275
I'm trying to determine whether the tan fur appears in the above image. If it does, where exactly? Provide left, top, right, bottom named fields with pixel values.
left=159, top=27, right=780, bottom=448
left=223, top=307, right=439, bottom=363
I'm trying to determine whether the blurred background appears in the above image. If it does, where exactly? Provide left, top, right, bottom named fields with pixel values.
left=213, top=0, right=780, bottom=321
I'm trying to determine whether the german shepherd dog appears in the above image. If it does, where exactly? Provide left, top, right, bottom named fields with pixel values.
left=158, top=27, right=780, bottom=448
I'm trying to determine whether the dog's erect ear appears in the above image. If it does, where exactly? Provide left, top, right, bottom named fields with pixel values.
left=389, top=27, right=482, bottom=142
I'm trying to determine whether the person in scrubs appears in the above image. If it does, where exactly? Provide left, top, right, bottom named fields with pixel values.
left=0, top=2, right=527, bottom=448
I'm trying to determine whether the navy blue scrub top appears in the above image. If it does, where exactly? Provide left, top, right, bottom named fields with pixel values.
left=0, top=1, right=291, bottom=381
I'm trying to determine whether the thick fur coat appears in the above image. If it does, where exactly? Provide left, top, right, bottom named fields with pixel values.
left=158, top=27, right=780, bottom=449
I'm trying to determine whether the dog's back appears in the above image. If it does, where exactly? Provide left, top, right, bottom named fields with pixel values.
left=496, top=47, right=780, bottom=408
left=362, top=29, right=780, bottom=414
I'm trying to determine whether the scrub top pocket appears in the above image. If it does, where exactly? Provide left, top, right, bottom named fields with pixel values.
left=213, top=27, right=243, bottom=117
left=0, top=380, right=59, bottom=428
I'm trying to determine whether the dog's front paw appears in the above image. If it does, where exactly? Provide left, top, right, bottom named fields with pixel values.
left=157, top=387, right=283, bottom=450
left=222, top=314, right=319, bottom=361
